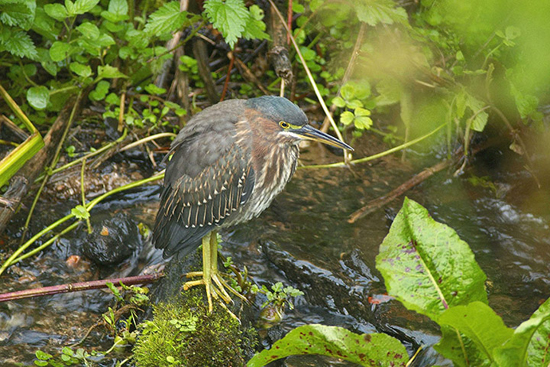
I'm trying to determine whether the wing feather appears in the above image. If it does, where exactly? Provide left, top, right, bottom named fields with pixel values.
left=153, top=135, right=254, bottom=259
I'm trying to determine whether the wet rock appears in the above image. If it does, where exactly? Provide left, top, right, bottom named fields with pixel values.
left=81, top=213, right=142, bottom=266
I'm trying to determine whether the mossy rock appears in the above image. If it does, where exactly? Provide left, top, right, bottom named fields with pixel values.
left=133, top=288, right=257, bottom=366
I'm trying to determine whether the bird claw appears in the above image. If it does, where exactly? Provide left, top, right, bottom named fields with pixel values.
left=182, top=270, right=244, bottom=313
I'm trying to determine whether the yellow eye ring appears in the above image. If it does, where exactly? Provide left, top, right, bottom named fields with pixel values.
left=279, top=121, right=290, bottom=129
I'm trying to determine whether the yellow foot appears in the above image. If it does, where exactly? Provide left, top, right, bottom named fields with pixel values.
left=183, top=270, right=247, bottom=312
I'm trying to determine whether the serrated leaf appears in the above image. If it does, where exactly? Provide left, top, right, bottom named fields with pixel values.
left=44, top=3, right=68, bottom=20
left=2, top=28, right=37, bottom=58
left=204, top=0, right=248, bottom=49
left=69, top=0, right=99, bottom=16
left=355, top=0, right=408, bottom=26
left=77, top=22, right=99, bottom=40
left=241, top=5, right=269, bottom=41
left=27, top=86, right=50, bottom=110
left=376, top=198, right=487, bottom=322
left=471, top=110, right=488, bottom=132
left=71, top=205, right=89, bottom=220
left=144, top=1, right=191, bottom=35
left=340, top=111, right=354, bottom=125
left=332, top=96, right=346, bottom=108
left=97, top=65, right=127, bottom=79
left=0, top=0, right=36, bottom=30
left=108, top=0, right=128, bottom=18
left=247, top=325, right=408, bottom=367
left=49, top=41, right=72, bottom=61
left=354, top=115, right=372, bottom=130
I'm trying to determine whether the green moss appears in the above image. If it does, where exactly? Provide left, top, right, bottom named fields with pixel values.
left=133, top=289, right=257, bottom=366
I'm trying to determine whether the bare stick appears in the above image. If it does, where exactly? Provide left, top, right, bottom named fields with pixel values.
left=0, top=273, right=164, bottom=302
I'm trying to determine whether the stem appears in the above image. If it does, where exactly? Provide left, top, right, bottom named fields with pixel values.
left=299, top=123, right=446, bottom=169
left=81, top=159, right=92, bottom=233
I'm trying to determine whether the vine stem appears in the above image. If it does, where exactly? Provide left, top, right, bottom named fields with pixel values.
left=299, top=123, right=446, bottom=169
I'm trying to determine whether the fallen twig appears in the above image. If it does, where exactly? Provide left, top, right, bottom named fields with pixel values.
left=0, top=273, right=164, bottom=302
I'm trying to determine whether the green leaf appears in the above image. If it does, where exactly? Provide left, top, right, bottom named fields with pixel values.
left=44, top=3, right=68, bottom=20
left=67, top=0, right=99, bottom=16
left=49, top=41, right=72, bottom=61
left=332, top=96, right=346, bottom=108
left=355, top=0, right=408, bottom=26
left=71, top=205, right=89, bottom=220
left=101, top=0, right=128, bottom=22
left=246, top=325, right=408, bottom=367
left=438, top=302, right=513, bottom=362
left=435, top=325, right=492, bottom=367
left=77, top=22, right=99, bottom=40
left=89, top=80, right=110, bottom=101
left=27, top=86, right=50, bottom=110
left=0, top=0, right=36, bottom=30
left=35, top=350, right=52, bottom=360
left=1, top=28, right=37, bottom=58
left=97, top=65, right=128, bottom=79
left=204, top=0, right=248, bottom=49
left=493, top=298, right=550, bottom=366
left=69, top=62, right=92, bottom=77
left=376, top=198, right=487, bottom=322
left=471, top=111, right=488, bottom=132
left=144, top=1, right=192, bottom=35
left=340, top=111, right=355, bottom=125
left=241, top=5, right=269, bottom=41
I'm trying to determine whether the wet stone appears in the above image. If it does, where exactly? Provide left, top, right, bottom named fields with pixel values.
left=81, top=213, right=142, bottom=266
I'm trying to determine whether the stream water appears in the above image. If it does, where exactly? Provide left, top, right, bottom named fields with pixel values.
left=1, top=132, right=549, bottom=366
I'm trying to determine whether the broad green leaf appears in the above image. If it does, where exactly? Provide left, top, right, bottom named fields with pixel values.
left=0, top=0, right=36, bottom=30
left=49, top=41, right=72, bottom=61
left=246, top=325, right=408, bottom=367
left=494, top=298, right=550, bottom=366
left=204, top=0, right=248, bottom=49
left=35, top=350, right=52, bottom=360
left=27, top=86, right=49, bottom=110
left=376, top=198, right=487, bottom=322
left=437, top=302, right=513, bottom=363
left=71, top=205, right=89, bottom=220
left=77, top=22, right=99, bottom=40
left=44, top=3, right=68, bottom=20
left=97, top=65, right=127, bottom=79
left=69, top=62, right=91, bottom=77
left=1, top=28, right=37, bottom=58
left=435, top=325, right=492, bottom=367
left=144, top=2, right=192, bottom=35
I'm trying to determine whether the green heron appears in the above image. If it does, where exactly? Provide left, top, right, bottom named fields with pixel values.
left=153, top=96, right=352, bottom=312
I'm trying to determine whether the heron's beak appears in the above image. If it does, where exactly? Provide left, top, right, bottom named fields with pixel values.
left=294, top=124, right=354, bottom=151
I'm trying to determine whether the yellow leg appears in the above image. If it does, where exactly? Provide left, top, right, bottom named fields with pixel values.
left=182, top=231, right=246, bottom=313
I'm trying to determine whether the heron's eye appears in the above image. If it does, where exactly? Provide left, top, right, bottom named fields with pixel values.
left=279, top=121, right=290, bottom=129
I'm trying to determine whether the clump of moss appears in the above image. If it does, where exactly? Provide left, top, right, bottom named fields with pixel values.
left=133, top=289, right=257, bottom=366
